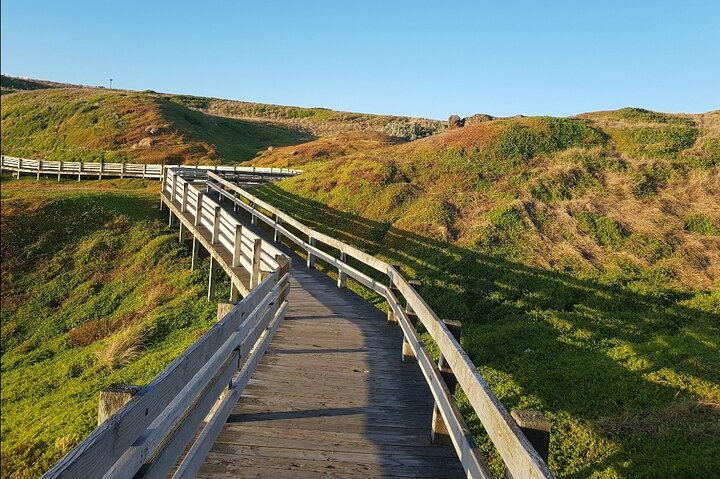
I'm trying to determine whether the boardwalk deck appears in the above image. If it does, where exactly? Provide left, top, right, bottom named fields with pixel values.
left=196, top=260, right=465, bottom=478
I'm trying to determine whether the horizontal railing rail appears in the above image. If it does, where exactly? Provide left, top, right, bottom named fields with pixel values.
left=205, top=171, right=554, bottom=479
left=42, top=259, right=291, bottom=479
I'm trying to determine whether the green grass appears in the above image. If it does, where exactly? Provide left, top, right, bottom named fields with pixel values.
left=249, top=183, right=720, bottom=479
left=685, top=214, right=720, bottom=236
left=0, top=88, right=310, bottom=164
left=0, top=177, right=229, bottom=479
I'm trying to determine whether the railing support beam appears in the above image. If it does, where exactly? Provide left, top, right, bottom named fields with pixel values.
left=401, top=280, right=421, bottom=362
left=432, top=320, right=462, bottom=444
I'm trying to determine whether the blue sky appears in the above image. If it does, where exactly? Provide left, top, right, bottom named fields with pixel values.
left=2, top=1, right=718, bottom=119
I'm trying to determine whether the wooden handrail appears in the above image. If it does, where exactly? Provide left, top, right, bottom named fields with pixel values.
left=205, top=171, right=555, bottom=479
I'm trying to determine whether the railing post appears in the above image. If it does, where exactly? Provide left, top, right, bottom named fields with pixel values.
left=233, top=225, right=243, bottom=267
left=207, top=257, right=217, bottom=301
left=307, top=235, right=316, bottom=269
left=99, top=161, right=104, bottom=180
left=121, top=162, right=126, bottom=179
left=181, top=182, right=189, bottom=213
left=58, top=161, right=63, bottom=181
left=194, top=192, right=204, bottom=227
left=431, top=320, right=462, bottom=444
left=17, top=157, right=22, bottom=178
left=212, top=206, right=221, bottom=244
left=160, top=167, right=167, bottom=211
left=171, top=173, right=178, bottom=203
left=251, top=202, right=258, bottom=226
left=250, top=238, right=262, bottom=288
left=191, top=237, right=200, bottom=271
left=337, top=251, right=348, bottom=288
left=142, top=163, right=147, bottom=179
left=387, top=265, right=402, bottom=325
left=78, top=161, right=83, bottom=181
left=98, top=384, right=141, bottom=426
left=401, top=279, right=421, bottom=362
left=506, top=411, right=551, bottom=479
left=37, top=160, right=42, bottom=180
left=273, top=216, right=282, bottom=243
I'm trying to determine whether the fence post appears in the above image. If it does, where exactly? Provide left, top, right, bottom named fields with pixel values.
left=121, top=162, right=126, bottom=179
left=171, top=173, right=178, bottom=203
left=307, top=235, right=316, bottom=269
left=337, top=251, right=348, bottom=288
left=142, top=163, right=147, bottom=179
left=250, top=239, right=262, bottom=288
left=181, top=182, right=189, bottom=213
left=273, top=216, right=282, bottom=243
left=251, top=202, right=258, bottom=226
left=387, top=265, right=402, bottom=325
left=37, top=160, right=42, bottom=180
left=191, top=237, right=200, bottom=271
left=212, top=207, right=221, bottom=244
left=233, top=225, right=243, bottom=267
left=401, top=280, right=421, bottom=362
left=207, top=257, right=217, bottom=301
left=17, top=158, right=22, bottom=178
left=194, top=192, right=204, bottom=227
left=98, top=384, right=141, bottom=426
left=505, top=411, right=551, bottom=478
left=58, top=161, right=63, bottom=181
left=78, top=161, right=83, bottom=181
left=160, top=167, right=167, bottom=211
left=99, top=161, right=104, bottom=180
left=431, top=320, right=462, bottom=444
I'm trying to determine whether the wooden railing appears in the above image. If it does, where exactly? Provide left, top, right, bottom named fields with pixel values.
left=206, top=171, right=555, bottom=479
left=0, top=155, right=300, bottom=181
left=41, top=166, right=293, bottom=479
left=42, top=261, right=290, bottom=479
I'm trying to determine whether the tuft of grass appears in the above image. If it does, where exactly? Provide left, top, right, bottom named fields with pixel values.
left=95, top=327, right=145, bottom=370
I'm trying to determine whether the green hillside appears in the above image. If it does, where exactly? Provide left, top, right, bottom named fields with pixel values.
left=0, top=178, right=234, bottom=478
left=247, top=111, right=720, bottom=477
left=0, top=87, right=310, bottom=164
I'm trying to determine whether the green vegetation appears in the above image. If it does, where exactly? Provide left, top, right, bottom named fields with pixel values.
left=247, top=111, right=719, bottom=478
left=0, top=178, right=226, bottom=479
left=1, top=88, right=310, bottom=164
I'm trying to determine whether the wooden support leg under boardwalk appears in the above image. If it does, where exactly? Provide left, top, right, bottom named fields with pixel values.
left=207, top=257, right=217, bottom=301
left=191, top=237, right=200, bottom=271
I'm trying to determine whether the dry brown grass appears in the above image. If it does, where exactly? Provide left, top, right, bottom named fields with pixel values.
left=95, top=327, right=145, bottom=370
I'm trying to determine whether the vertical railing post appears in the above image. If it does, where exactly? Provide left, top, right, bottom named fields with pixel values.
left=250, top=238, right=262, bottom=288
left=387, top=265, right=402, bottom=325
left=181, top=182, right=189, bottom=213
left=401, top=280, right=421, bottom=362
left=337, top=251, right=348, bottom=288
left=58, top=161, right=63, bottom=181
left=142, top=163, right=147, bottom=179
left=233, top=225, right=243, bottom=267
left=121, top=162, right=126, bottom=179
left=273, top=216, right=282, bottom=243
left=207, top=257, right=217, bottom=301
left=307, top=235, right=316, bottom=269
left=506, top=411, right=551, bottom=479
left=37, top=160, right=42, bottom=180
left=194, top=192, right=204, bottom=227
left=212, top=207, right=221, bottom=244
left=78, top=161, right=83, bottom=181
left=98, top=385, right=141, bottom=426
left=251, top=202, right=258, bottom=226
left=99, top=161, right=104, bottom=180
left=171, top=173, right=178, bottom=203
left=431, top=320, right=462, bottom=444
left=160, top=167, right=168, bottom=211
left=191, top=237, right=200, bottom=271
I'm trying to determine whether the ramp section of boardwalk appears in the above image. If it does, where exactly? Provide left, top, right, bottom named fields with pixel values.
left=197, top=261, right=466, bottom=478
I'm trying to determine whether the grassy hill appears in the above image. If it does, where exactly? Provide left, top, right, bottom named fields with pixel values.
left=1, top=87, right=311, bottom=164
left=1, top=74, right=718, bottom=478
left=0, top=178, right=232, bottom=478
left=246, top=110, right=720, bottom=477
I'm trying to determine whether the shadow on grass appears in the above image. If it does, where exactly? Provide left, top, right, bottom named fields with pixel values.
left=244, top=183, right=720, bottom=479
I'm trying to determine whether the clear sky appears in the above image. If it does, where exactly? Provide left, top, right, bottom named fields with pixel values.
left=2, top=0, right=718, bottom=119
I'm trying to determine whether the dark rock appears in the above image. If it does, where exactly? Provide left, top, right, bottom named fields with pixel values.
left=448, top=115, right=464, bottom=129
left=463, top=114, right=494, bottom=126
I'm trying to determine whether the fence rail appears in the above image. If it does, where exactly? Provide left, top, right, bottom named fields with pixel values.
left=205, top=171, right=555, bottom=479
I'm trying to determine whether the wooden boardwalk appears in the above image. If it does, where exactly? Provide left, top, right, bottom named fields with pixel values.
left=196, top=259, right=465, bottom=478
